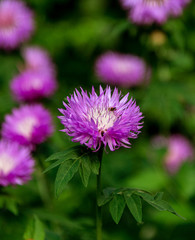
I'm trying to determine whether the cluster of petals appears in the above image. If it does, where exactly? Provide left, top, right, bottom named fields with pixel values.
left=95, top=52, right=150, bottom=88
left=164, top=134, right=194, bottom=174
left=11, top=46, right=58, bottom=102
left=120, top=0, right=191, bottom=25
left=2, top=104, right=54, bottom=149
left=0, top=0, right=34, bottom=49
left=59, top=86, right=143, bottom=151
left=0, top=140, right=34, bottom=186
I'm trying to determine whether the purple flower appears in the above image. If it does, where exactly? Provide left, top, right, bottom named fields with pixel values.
left=0, top=0, right=34, bottom=50
left=165, top=135, right=194, bottom=174
left=120, top=0, right=190, bottom=25
left=59, top=86, right=143, bottom=151
left=10, top=70, right=58, bottom=102
left=22, top=46, right=56, bottom=77
left=0, top=140, right=34, bottom=186
left=2, top=104, right=54, bottom=149
left=95, top=52, right=150, bottom=88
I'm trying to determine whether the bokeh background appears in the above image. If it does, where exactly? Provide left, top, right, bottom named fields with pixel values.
left=0, top=0, right=195, bottom=239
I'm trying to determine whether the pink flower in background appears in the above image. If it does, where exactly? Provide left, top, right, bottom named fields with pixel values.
left=120, top=0, right=191, bottom=25
left=0, top=0, right=34, bottom=49
left=59, top=86, right=143, bottom=151
left=11, top=70, right=58, bottom=102
left=0, top=140, right=34, bottom=186
left=2, top=104, right=54, bottom=148
left=165, top=135, right=194, bottom=174
left=95, top=52, right=150, bottom=88
left=22, top=46, right=56, bottom=76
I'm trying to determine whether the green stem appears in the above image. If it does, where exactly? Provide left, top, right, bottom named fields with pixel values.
left=96, top=147, right=103, bottom=240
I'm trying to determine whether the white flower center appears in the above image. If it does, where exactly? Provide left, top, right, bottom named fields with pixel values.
left=0, top=153, right=15, bottom=174
left=16, top=117, right=38, bottom=140
left=24, top=78, right=43, bottom=91
left=114, top=61, right=131, bottom=74
left=88, top=107, right=117, bottom=133
left=143, top=0, right=164, bottom=6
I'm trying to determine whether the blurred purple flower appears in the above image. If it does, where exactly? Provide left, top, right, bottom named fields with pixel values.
left=0, top=0, right=34, bottom=49
left=95, top=52, right=151, bottom=88
left=165, top=135, right=194, bottom=174
left=22, top=46, right=56, bottom=77
left=11, top=70, right=58, bottom=102
left=59, top=86, right=143, bottom=151
left=2, top=104, right=54, bottom=149
left=0, top=140, right=34, bottom=186
left=120, top=0, right=190, bottom=25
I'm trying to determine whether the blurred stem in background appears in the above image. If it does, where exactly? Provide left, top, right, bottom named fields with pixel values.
left=35, top=150, right=53, bottom=209
left=96, top=147, right=104, bottom=240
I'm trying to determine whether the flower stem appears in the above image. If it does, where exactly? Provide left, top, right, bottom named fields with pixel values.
left=96, top=147, right=103, bottom=240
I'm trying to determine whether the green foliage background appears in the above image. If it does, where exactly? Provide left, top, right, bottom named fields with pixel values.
left=0, top=0, right=195, bottom=239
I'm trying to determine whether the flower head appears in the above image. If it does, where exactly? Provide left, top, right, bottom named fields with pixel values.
left=165, top=135, right=194, bottom=174
left=0, top=0, right=34, bottom=49
left=11, top=70, right=58, bottom=102
left=0, top=140, right=34, bottom=186
left=95, top=52, right=150, bottom=88
left=22, top=46, right=56, bottom=76
left=59, top=86, right=143, bottom=151
left=120, top=0, right=190, bottom=25
left=2, top=104, right=54, bottom=148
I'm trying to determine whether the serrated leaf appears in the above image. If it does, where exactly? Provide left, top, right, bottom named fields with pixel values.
left=147, top=199, right=184, bottom=219
left=154, top=192, right=164, bottom=201
left=46, top=146, right=82, bottom=162
left=98, top=194, right=113, bottom=207
left=98, top=188, right=116, bottom=206
left=135, top=191, right=154, bottom=202
left=103, top=187, right=116, bottom=197
left=79, top=155, right=91, bottom=187
left=109, top=194, right=126, bottom=224
left=44, top=158, right=66, bottom=173
left=55, top=158, right=80, bottom=197
left=124, top=193, right=142, bottom=223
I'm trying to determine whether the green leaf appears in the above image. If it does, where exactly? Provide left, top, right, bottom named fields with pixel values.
left=124, top=193, right=142, bottom=223
left=90, top=153, right=100, bottom=175
left=23, top=219, right=34, bottom=240
left=135, top=191, right=154, bottom=202
left=146, top=200, right=184, bottom=219
left=46, top=146, right=82, bottom=162
left=43, top=158, right=66, bottom=173
left=98, top=194, right=113, bottom=207
left=98, top=188, right=116, bottom=206
left=6, top=199, right=18, bottom=215
left=34, top=216, right=45, bottom=240
left=55, top=158, right=80, bottom=197
left=79, top=155, right=91, bottom=187
left=154, top=192, right=164, bottom=201
left=23, top=216, right=45, bottom=240
left=109, top=194, right=126, bottom=224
